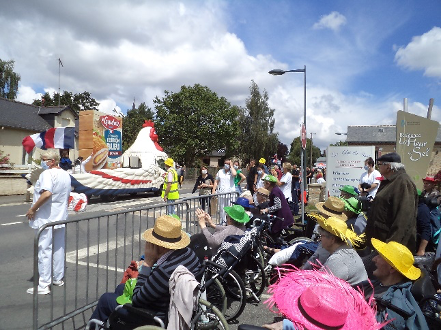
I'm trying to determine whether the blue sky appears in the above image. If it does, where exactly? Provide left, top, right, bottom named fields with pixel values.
left=1, top=0, right=440, bottom=151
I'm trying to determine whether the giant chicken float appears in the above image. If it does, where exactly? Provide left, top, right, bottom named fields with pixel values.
left=70, top=119, right=166, bottom=201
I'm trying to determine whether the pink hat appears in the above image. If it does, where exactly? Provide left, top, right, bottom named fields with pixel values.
left=265, top=268, right=386, bottom=330
left=423, top=176, right=437, bottom=182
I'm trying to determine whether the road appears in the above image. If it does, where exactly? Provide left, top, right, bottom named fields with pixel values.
left=0, top=183, right=277, bottom=330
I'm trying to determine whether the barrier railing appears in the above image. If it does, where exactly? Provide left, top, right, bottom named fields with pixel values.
left=31, top=191, right=238, bottom=329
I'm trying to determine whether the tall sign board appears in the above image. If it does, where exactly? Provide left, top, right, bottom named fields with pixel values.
left=326, top=146, right=375, bottom=197
left=79, top=110, right=123, bottom=172
left=396, top=110, right=439, bottom=190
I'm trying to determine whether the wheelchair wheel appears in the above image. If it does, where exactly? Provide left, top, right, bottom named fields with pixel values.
left=191, top=298, right=229, bottom=330
left=243, top=255, right=266, bottom=300
left=220, top=270, right=246, bottom=323
left=205, top=278, right=227, bottom=315
left=287, top=236, right=314, bottom=246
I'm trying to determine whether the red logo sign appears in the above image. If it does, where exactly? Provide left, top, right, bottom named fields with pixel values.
left=100, top=115, right=121, bottom=131
left=301, top=124, right=306, bottom=149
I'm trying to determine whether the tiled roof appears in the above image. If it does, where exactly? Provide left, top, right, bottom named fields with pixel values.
left=347, top=124, right=441, bottom=143
left=0, top=98, right=51, bottom=131
left=0, top=98, right=78, bottom=132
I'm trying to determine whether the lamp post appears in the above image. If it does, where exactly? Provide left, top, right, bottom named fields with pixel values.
left=269, top=66, right=306, bottom=223
left=310, top=132, right=316, bottom=169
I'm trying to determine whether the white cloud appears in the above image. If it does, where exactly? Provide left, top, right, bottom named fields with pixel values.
left=312, top=11, right=347, bottom=32
left=97, top=99, right=123, bottom=117
left=395, top=27, right=441, bottom=77
left=16, top=85, right=42, bottom=104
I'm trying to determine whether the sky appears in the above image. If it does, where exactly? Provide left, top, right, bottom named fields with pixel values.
left=1, top=0, right=441, bottom=151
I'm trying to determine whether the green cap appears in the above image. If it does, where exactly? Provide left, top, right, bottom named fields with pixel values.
left=224, top=205, right=250, bottom=224
left=116, top=278, right=137, bottom=305
left=339, top=185, right=358, bottom=197
left=344, top=197, right=361, bottom=214
left=263, top=175, right=278, bottom=183
left=417, top=189, right=422, bottom=196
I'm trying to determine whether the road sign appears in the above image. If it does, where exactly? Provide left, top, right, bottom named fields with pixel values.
left=301, top=124, right=306, bottom=149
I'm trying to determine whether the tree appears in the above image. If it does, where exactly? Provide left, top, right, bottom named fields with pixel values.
left=0, top=59, right=20, bottom=99
left=154, top=84, right=239, bottom=166
left=330, top=140, right=348, bottom=146
left=33, top=90, right=99, bottom=113
left=122, top=102, right=154, bottom=152
left=237, top=80, right=278, bottom=164
left=288, top=137, right=321, bottom=168
left=277, top=142, right=289, bottom=163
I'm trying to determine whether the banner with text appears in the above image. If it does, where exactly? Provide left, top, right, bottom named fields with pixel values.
left=326, top=146, right=375, bottom=197
left=396, top=110, right=439, bottom=190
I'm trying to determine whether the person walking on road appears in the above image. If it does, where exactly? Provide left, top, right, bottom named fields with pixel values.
left=26, top=149, right=71, bottom=295
left=162, top=158, right=180, bottom=215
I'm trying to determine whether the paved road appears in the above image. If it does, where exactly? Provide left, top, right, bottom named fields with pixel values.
left=0, top=182, right=278, bottom=330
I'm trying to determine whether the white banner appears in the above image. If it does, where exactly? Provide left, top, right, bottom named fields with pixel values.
left=326, top=146, right=376, bottom=197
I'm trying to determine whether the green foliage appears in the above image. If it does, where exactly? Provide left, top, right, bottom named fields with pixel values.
left=288, top=137, right=321, bottom=167
left=236, top=80, right=278, bottom=163
left=330, top=140, right=348, bottom=146
left=154, top=84, right=239, bottom=166
left=0, top=59, right=20, bottom=99
left=32, top=90, right=99, bottom=113
left=122, top=102, right=154, bottom=152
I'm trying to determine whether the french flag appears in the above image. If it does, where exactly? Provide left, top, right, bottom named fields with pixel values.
left=22, top=127, right=75, bottom=153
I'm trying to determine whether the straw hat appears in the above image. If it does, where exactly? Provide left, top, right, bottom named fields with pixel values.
left=316, top=216, right=365, bottom=248
left=344, top=197, right=361, bottom=214
left=224, top=205, right=250, bottom=224
left=371, top=238, right=421, bottom=280
left=265, top=268, right=384, bottom=330
left=315, top=196, right=347, bottom=221
left=142, top=215, right=190, bottom=249
left=256, top=188, right=270, bottom=197
left=164, top=158, right=174, bottom=167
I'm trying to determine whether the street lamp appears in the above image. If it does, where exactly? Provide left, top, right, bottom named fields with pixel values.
left=269, top=66, right=306, bottom=223
left=335, top=132, right=347, bottom=136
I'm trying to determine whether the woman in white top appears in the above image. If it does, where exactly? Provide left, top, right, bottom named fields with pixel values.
left=358, top=157, right=381, bottom=198
left=274, top=162, right=292, bottom=202
left=212, top=159, right=237, bottom=225
left=255, top=164, right=266, bottom=190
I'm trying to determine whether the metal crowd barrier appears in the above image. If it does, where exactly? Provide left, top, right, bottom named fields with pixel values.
left=31, top=191, right=238, bottom=330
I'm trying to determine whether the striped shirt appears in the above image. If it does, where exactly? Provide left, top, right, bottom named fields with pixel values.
left=132, top=247, right=201, bottom=322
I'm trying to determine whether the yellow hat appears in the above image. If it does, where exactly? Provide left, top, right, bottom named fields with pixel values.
left=142, top=215, right=190, bottom=250
left=164, top=158, right=174, bottom=167
left=259, top=158, right=266, bottom=164
left=371, top=238, right=421, bottom=280
left=316, top=216, right=365, bottom=248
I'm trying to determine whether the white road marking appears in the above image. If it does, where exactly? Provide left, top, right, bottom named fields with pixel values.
left=1, top=221, right=23, bottom=226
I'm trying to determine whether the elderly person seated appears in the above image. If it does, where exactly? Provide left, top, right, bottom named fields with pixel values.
left=193, top=205, right=250, bottom=257
left=343, top=197, right=366, bottom=235
left=339, top=185, right=359, bottom=199
left=89, top=215, right=201, bottom=325
left=356, top=239, right=428, bottom=330
left=314, top=216, right=368, bottom=285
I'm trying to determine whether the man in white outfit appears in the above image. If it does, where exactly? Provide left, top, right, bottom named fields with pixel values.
left=212, top=159, right=236, bottom=225
left=26, top=149, right=71, bottom=295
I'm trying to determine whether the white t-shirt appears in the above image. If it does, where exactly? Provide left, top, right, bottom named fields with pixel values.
left=29, top=168, right=71, bottom=229
left=256, top=173, right=266, bottom=189
left=215, top=169, right=235, bottom=192
left=280, top=172, right=292, bottom=201
left=359, top=170, right=381, bottom=198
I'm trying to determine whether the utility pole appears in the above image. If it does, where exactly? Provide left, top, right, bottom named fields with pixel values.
left=58, top=58, right=63, bottom=106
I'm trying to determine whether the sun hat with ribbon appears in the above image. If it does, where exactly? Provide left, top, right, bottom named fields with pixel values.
left=164, top=158, right=174, bottom=167
left=371, top=238, right=421, bottom=280
left=259, top=157, right=266, bottom=164
left=315, top=196, right=348, bottom=221
left=344, top=197, right=362, bottom=214
left=224, top=205, right=250, bottom=224
left=339, top=185, right=358, bottom=197
left=231, top=197, right=252, bottom=210
left=142, top=215, right=190, bottom=249
left=263, top=174, right=278, bottom=183
left=316, top=216, right=365, bottom=248
left=265, top=268, right=386, bottom=330
left=116, top=278, right=137, bottom=305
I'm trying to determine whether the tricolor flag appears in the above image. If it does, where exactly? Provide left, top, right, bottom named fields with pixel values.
left=22, top=127, right=75, bottom=153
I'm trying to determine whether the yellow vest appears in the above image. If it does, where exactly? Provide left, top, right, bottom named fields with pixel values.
left=161, top=167, right=180, bottom=200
